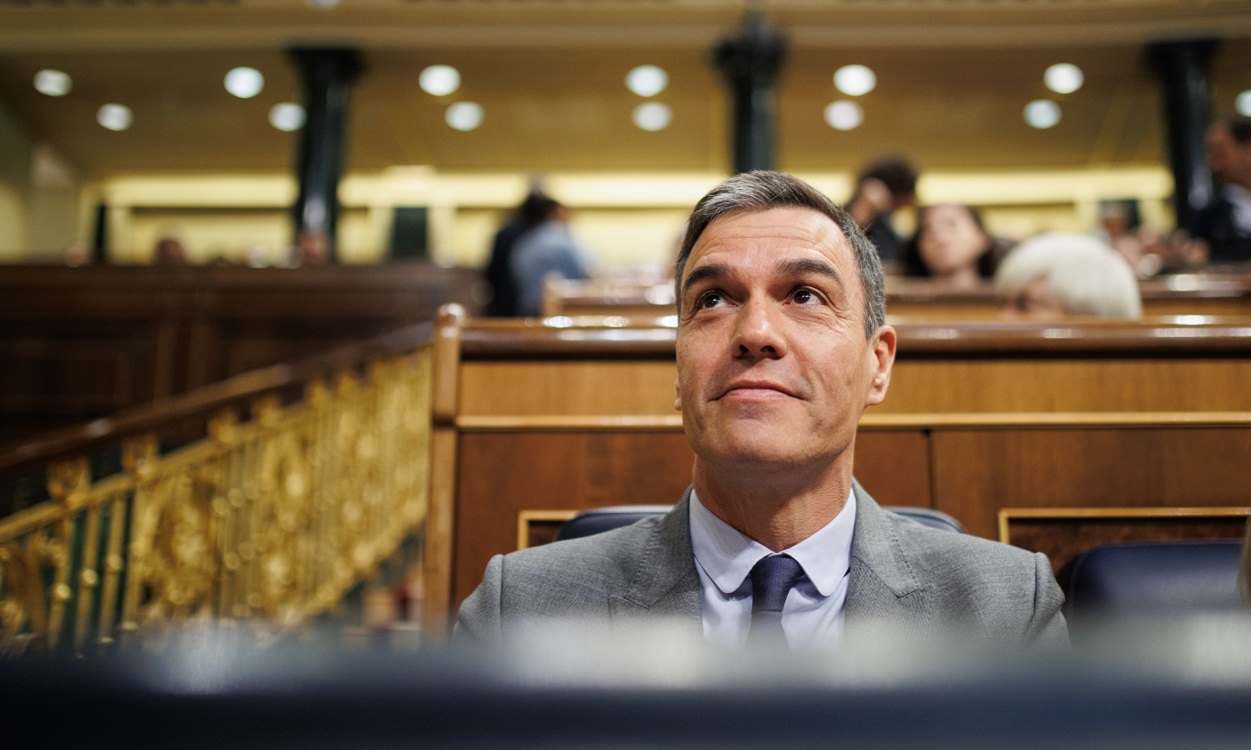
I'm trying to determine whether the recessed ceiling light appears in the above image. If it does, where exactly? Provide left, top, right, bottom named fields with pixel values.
left=420, top=65, right=461, bottom=97
left=1237, top=90, right=1251, bottom=117
left=1043, top=63, right=1084, bottom=95
left=224, top=67, right=265, bottom=99
left=446, top=101, right=484, bottom=131
left=306, top=0, right=340, bottom=8
left=1024, top=99, right=1061, bottom=129
left=824, top=100, right=863, bottom=131
left=626, top=65, right=668, bottom=97
left=632, top=102, right=672, bottom=131
left=97, top=103, right=133, bottom=131
left=33, top=69, right=71, bottom=97
left=269, top=102, right=305, bottom=132
left=833, top=65, right=876, bottom=97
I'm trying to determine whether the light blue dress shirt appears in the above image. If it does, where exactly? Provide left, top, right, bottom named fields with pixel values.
left=688, top=487, right=856, bottom=649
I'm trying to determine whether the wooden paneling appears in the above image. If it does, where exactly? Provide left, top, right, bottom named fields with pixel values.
left=931, top=426, right=1251, bottom=539
left=454, top=430, right=694, bottom=607
left=1000, top=507, right=1251, bottom=575
left=0, top=264, right=479, bottom=442
left=883, top=358, right=1251, bottom=413
left=460, top=360, right=678, bottom=417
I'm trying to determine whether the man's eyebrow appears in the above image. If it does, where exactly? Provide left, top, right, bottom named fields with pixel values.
left=681, top=263, right=730, bottom=296
left=776, top=258, right=845, bottom=289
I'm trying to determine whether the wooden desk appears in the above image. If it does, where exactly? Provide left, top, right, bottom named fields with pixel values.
left=543, top=273, right=1251, bottom=320
left=423, top=314, right=1251, bottom=620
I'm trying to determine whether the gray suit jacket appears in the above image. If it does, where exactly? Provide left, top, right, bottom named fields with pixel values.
left=457, top=483, right=1068, bottom=646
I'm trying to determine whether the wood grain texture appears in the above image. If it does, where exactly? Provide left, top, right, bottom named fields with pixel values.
left=459, top=360, right=680, bottom=417
left=930, top=426, right=1251, bottom=539
left=423, top=428, right=459, bottom=634
left=1003, top=512, right=1250, bottom=575
left=0, top=264, right=478, bottom=440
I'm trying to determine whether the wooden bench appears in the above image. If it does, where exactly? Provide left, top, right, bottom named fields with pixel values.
left=421, top=311, right=1251, bottom=626
left=544, top=273, right=1251, bottom=320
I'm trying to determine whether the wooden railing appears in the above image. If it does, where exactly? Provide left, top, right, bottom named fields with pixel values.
left=0, top=321, right=437, bottom=656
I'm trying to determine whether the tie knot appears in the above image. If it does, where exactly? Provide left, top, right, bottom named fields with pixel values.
left=749, top=554, right=804, bottom=614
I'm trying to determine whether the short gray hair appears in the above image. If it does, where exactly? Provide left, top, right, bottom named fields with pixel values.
left=675, top=170, right=886, bottom=338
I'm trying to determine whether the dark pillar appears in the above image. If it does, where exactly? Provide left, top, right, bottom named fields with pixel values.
left=1148, top=39, right=1217, bottom=234
left=289, top=47, right=363, bottom=262
left=712, top=13, right=787, bottom=174
left=90, top=202, right=108, bottom=263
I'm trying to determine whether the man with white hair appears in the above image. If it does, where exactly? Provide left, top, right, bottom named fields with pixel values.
left=995, top=233, right=1142, bottom=320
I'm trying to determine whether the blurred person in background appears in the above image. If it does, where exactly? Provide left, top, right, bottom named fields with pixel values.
left=900, top=204, right=1002, bottom=288
left=1196, top=114, right=1251, bottom=264
left=845, top=156, right=919, bottom=264
left=293, top=228, right=329, bottom=266
left=511, top=196, right=591, bottom=317
left=995, top=233, right=1142, bottom=320
left=460, top=171, right=1066, bottom=649
left=153, top=236, right=187, bottom=265
left=484, top=187, right=553, bottom=317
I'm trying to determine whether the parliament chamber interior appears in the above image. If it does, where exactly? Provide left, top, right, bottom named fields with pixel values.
left=2, top=1, right=1251, bottom=747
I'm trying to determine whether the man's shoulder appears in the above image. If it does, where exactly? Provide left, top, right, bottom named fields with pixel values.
left=494, top=516, right=663, bottom=602
left=883, top=512, right=1044, bottom=590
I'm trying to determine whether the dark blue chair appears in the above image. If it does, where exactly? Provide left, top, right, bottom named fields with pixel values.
left=555, top=503, right=964, bottom=542
left=1066, top=540, right=1245, bottom=617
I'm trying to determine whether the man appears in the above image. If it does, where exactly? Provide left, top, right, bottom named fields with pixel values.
left=458, top=171, right=1066, bottom=648
left=844, top=156, right=918, bottom=264
left=1196, top=115, right=1251, bottom=263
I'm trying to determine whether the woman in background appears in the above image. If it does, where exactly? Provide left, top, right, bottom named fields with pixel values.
left=901, top=204, right=1001, bottom=288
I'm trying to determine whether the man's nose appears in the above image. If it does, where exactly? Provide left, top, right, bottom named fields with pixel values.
left=732, top=298, right=787, bottom=360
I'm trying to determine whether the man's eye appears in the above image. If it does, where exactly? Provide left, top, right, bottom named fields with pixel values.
left=696, top=290, right=724, bottom=309
left=792, top=287, right=819, bottom=304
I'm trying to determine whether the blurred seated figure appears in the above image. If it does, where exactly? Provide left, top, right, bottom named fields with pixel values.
left=511, top=197, right=591, bottom=316
left=1196, top=114, right=1251, bottom=263
left=845, top=155, right=919, bottom=264
left=153, top=236, right=187, bottom=265
left=901, top=204, right=1000, bottom=288
left=485, top=187, right=553, bottom=317
left=995, top=233, right=1142, bottom=319
left=294, top=228, right=330, bottom=266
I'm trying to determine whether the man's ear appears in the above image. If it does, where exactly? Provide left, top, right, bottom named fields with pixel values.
left=864, top=324, right=897, bottom=407
left=673, top=374, right=683, bottom=411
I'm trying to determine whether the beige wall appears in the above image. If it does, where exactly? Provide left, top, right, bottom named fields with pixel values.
left=62, top=165, right=1175, bottom=271
left=0, top=101, right=31, bottom=260
left=0, top=100, right=84, bottom=261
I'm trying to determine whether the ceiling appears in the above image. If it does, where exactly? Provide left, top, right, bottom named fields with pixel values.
left=1, top=1, right=1250, bottom=178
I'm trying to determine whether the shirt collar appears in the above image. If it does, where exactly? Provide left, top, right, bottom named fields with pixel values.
left=688, top=486, right=856, bottom=598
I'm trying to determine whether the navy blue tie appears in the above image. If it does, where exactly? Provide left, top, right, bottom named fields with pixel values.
left=749, top=554, right=804, bottom=644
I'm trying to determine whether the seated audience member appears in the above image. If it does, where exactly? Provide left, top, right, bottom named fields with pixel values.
left=485, top=188, right=553, bottom=317
left=845, top=156, right=919, bottom=264
left=153, top=236, right=187, bottom=265
left=511, top=197, right=591, bottom=316
left=995, top=233, right=1142, bottom=320
left=901, top=204, right=1001, bottom=287
left=1197, top=115, right=1251, bottom=263
left=459, top=171, right=1067, bottom=649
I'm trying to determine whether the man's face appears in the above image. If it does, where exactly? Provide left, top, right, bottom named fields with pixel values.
left=674, top=206, right=896, bottom=472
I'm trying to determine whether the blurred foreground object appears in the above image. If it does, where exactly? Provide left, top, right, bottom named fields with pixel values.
left=3, top=619, right=1251, bottom=749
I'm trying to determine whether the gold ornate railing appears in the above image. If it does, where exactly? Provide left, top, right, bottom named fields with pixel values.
left=0, top=325, right=434, bottom=656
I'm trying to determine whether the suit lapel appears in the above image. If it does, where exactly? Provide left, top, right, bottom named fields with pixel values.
left=608, top=490, right=702, bottom=629
left=844, top=482, right=932, bottom=625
